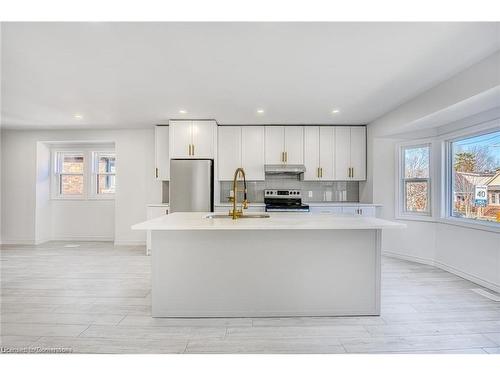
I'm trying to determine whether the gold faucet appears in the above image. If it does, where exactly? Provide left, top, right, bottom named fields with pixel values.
left=228, top=167, right=248, bottom=219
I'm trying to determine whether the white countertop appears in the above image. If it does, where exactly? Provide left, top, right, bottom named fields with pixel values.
left=132, top=212, right=405, bottom=231
left=147, top=203, right=169, bottom=207
left=215, top=202, right=381, bottom=207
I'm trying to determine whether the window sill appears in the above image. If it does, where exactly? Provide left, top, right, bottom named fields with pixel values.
left=438, top=217, right=500, bottom=233
left=395, top=213, right=434, bottom=223
left=51, top=197, right=115, bottom=201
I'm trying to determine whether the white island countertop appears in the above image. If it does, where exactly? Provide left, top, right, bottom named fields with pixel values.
left=132, top=212, right=406, bottom=231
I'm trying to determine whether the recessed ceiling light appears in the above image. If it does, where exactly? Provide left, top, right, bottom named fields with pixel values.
left=179, top=109, right=187, bottom=114
left=257, top=109, right=264, bottom=114
left=331, top=109, right=340, bottom=114
left=73, top=113, right=83, bottom=120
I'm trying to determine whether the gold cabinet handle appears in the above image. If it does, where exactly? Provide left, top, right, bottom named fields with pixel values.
left=286, top=151, right=288, bottom=163
left=351, top=167, right=354, bottom=178
left=317, top=167, right=320, bottom=178
left=188, top=144, right=191, bottom=156
left=192, top=144, right=195, bottom=156
left=155, top=168, right=159, bottom=178
left=320, top=167, right=323, bottom=178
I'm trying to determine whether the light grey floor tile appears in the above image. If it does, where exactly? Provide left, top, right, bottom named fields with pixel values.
left=0, top=312, right=125, bottom=325
left=1, top=323, right=89, bottom=337
left=35, top=336, right=188, bottom=354
left=483, top=347, right=500, bottom=354
left=483, top=332, right=500, bottom=345
left=2, top=240, right=500, bottom=354
left=226, top=325, right=370, bottom=339
left=0, top=335, right=41, bottom=347
left=119, top=315, right=253, bottom=328
left=185, top=337, right=345, bottom=354
left=340, top=334, right=496, bottom=353
left=80, top=324, right=226, bottom=340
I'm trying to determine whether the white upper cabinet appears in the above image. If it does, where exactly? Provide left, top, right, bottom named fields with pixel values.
left=191, top=120, right=216, bottom=158
left=334, top=127, right=351, bottom=180
left=319, top=127, right=335, bottom=180
left=169, top=120, right=216, bottom=159
left=265, top=126, right=285, bottom=164
left=350, top=126, right=366, bottom=180
left=284, top=126, right=304, bottom=165
left=218, top=126, right=265, bottom=181
left=264, top=126, right=303, bottom=164
left=241, top=126, right=265, bottom=180
left=334, top=126, right=366, bottom=181
left=169, top=120, right=192, bottom=158
left=154, top=126, right=170, bottom=180
left=304, top=127, right=320, bottom=181
left=218, top=126, right=242, bottom=181
left=304, top=126, right=334, bottom=181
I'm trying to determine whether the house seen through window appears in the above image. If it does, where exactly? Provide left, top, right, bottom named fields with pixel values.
left=54, top=149, right=116, bottom=199
left=451, top=130, right=500, bottom=223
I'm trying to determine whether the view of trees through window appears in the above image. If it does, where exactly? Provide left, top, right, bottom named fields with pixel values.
left=451, top=130, right=500, bottom=223
left=403, top=145, right=430, bottom=213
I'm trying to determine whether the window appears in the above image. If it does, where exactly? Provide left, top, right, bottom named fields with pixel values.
left=400, top=144, right=430, bottom=215
left=449, top=130, right=500, bottom=224
left=52, top=149, right=116, bottom=199
left=93, top=152, right=116, bottom=196
left=55, top=152, right=85, bottom=197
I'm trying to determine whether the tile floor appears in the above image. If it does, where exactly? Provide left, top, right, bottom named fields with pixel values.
left=1, top=241, right=499, bottom=354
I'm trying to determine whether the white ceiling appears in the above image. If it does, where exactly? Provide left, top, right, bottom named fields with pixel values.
left=1, top=22, right=500, bottom=129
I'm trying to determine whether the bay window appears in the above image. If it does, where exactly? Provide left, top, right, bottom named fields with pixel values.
left=449, top=129, right=500, bottom=224
left=52, top=148, right=116, bottom=199
left=399, top=144, right=431, bottom=216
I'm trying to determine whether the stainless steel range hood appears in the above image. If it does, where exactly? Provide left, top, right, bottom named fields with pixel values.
left=264, top=164, right=306, bottom=175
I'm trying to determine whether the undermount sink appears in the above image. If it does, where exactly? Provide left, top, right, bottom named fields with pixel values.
left=204, top=213, right=270, bottom=219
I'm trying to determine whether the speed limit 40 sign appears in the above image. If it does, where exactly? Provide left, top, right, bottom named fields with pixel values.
left=474, top=186, right=488, bottom=207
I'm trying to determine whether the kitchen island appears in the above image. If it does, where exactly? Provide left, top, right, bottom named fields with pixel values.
left=132, top=212, right=405, bottom=318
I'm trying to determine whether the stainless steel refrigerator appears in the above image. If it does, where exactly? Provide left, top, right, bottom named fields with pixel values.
left=169, top=159, right=214, bottom=213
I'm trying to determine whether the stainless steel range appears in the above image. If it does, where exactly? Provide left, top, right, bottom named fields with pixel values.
left=264, top=189, right=310, bottom=212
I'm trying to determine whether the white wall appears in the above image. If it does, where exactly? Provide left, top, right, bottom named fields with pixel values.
left=51, top=200, right=114, bottom=241
left=1, top=128, right=161, bottom=245
left=365, top=51, right=500, bottom=292
left=35, top=142, right=51, bottom=243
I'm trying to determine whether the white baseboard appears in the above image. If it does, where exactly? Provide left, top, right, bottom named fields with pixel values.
left=114, top=240, right=146, bottom=246
left=0, top=239, right=37, bottom=245
left=383, top=250, right=500, bottom=293
left=51, top=235, right=114, bottom=242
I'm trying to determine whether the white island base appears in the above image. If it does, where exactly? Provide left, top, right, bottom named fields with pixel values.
left=151, top=227, right=381, bottom=317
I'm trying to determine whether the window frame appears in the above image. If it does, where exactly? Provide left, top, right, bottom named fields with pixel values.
left=443, top=127, right=500, bottom=229
left=396, top=142, right=432, bottom=220
left=90, top=151, right=116, bottom=200
left=52, top=150, right=87, bottom=200
left=51, top=147, right=116, bottom=201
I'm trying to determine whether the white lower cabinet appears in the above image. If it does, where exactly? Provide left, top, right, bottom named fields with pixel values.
left=146, top=206, right=169, bottom=255
left=342, top=206, right=375, bottom=216
left=309, top=205, right=376, bottom=216
left=309, top=206, right=342, bottom=214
